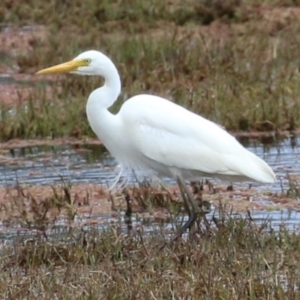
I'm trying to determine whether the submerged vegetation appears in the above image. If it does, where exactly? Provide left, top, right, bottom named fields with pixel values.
left=1, top=0, right=300, bottom=140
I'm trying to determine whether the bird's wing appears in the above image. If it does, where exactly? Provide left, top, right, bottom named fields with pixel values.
left=120, top=95, right=275, bottom=183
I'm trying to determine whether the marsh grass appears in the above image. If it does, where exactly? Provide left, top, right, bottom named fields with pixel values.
left=1, top=1, right=300, bottom=139
left=1, top=2, right=300, bottom=298
left=1, top=180, right=183, bottom=232
left=1, top=207, right=300, bottom=298
left=0, top=183, right=298, bottom=298
left=2, top=181, right=78, bottom=231
left=0, top=83, right=94, bottom=140
left=286, top=178, right=300, bottom=199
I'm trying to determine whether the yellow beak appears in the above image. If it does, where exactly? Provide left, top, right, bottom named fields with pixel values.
left=36, top=59, right=86, bottom=75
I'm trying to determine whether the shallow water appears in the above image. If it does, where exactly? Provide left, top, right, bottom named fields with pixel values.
left=1, top=208, right=300, bottom=244
left=0, top=135, right=300, bottom=237
left=0, top=135, right=299, bottom=190
left=1, top=143, right=116, bottom=186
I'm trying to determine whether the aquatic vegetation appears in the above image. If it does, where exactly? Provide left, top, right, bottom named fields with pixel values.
left=1, top=206, right=300, bottom=298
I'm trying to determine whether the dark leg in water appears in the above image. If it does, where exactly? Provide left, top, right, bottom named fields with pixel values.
left=123, top=189, right=132, bottom=232
left=177, top=179, right=191, bottom=216
left=176, top=175, right=200, bottom=235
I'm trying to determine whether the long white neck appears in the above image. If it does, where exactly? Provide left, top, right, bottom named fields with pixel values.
left=86, top=60, right=122, bottom=152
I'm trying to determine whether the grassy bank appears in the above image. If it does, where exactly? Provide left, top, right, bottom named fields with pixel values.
left=1, top=211, right=300, bottom=299
left=0, top=181, right=297, bottom=298
left=1, top=1, right=300, bottom=140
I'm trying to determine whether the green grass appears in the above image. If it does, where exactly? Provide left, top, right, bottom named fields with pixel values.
left=1, top=0, right=300, bottom=139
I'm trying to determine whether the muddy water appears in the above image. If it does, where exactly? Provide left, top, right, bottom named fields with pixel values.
left=0, top=135, right=300, bottom=236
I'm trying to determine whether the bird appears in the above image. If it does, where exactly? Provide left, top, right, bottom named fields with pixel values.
left=36, top=50, right=276, bottom=234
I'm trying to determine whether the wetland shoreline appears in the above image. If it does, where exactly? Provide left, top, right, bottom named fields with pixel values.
left=2, top=1, right=300, bottom=298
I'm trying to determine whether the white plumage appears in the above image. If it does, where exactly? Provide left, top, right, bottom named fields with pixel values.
left=117, top=94, right=275, bottom=183
left=37, top=50, right=276, bottom=233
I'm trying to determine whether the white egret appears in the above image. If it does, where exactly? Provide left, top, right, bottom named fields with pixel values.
left=37, top=50, right=276, bottom=233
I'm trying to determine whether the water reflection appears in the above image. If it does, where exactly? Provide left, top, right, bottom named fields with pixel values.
left=0, top=135, right=300, bottom=238
left=1, top=135, right=300, bottom=192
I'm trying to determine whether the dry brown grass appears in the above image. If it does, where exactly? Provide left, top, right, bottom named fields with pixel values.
left=1, top=205, right=300, bottom=299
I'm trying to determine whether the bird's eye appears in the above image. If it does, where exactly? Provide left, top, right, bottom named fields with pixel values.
left=85, top=58, right=91, bottom=65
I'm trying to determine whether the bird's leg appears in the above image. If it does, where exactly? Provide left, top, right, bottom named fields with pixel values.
left=191, top=181, right=203, bottom=194
left=176, top=176, right=200, bottom=234
left=206, top=179, right=216, bottom=193
left=123, top=188, right=133, bottom=233
left=226, top=184, right=233, bottom=191
left=177, top=179, right=191, bottom=216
